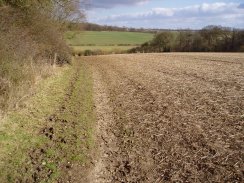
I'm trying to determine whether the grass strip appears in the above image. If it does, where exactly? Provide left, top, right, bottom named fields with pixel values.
left=0, top=60, right=95, bottom=182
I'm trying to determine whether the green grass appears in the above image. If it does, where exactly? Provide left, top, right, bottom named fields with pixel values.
left=65, top=31, right=154, bottom=46
left=0, top=66, right=73, bottom=182
left=65, top=31, right=154, bottom=54
left=72, top=45, right=135, bottom=52
left=0, top=59, right=96, bottom=182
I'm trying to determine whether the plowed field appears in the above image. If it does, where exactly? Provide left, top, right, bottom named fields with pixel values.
left=85, top=53, right=244, bottom=182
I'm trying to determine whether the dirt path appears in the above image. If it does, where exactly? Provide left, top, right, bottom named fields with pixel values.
left=89, top=66, right=116, bottom=183
left=85, top=53, right=244, bottom=183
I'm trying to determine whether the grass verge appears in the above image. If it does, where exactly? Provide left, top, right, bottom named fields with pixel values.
left=71, top=45, right=135, bottom=55
left=0, top=59, right=95, bottom=182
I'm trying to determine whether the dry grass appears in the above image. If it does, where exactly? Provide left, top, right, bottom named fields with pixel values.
left=0, top=58, right=55, bottom=115
left=0, top=6, right=71, bottom=115
left=71, top=45, right=134, bottom=56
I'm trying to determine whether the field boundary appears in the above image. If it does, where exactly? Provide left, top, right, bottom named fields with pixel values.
left=0, top=60, right=96, bottom=182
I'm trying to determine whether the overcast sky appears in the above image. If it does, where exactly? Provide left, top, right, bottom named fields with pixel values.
left=83, top=0, right=244, bottom=29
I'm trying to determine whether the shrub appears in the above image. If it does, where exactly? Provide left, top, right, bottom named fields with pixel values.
left=93, top=49, right=105, bottom=55
left=84, top=50, right=93, bottom=56
left=0, top=1, right=84, bottom=113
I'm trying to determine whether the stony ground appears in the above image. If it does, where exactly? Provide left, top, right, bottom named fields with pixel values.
left=86, top=53, right=244, bottom=183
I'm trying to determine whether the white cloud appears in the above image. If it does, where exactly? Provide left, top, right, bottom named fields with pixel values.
left=89, top=2, right=244, bottom=29
left=200, top=2, right=227, bottom=12
left=86, top=0, right=150, bottom=9
left=153, top=8, right=174, bottom=16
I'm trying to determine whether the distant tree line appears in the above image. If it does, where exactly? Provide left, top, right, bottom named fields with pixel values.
left=68, top=22, right=178, bottom=33
left=129, top=26, right=244, bottom=53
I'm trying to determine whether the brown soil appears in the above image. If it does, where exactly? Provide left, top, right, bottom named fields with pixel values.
left=89, top=66, right=117, bottom=183
left=86, top=53, right=244, bottom=183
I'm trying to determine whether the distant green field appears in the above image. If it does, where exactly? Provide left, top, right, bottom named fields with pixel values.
left=65, top=31, right=154, bottom=54
left=65, top=31, right=154, bottom=46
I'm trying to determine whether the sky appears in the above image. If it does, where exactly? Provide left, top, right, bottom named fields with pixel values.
left=82, top=0, right=244, bottom=29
